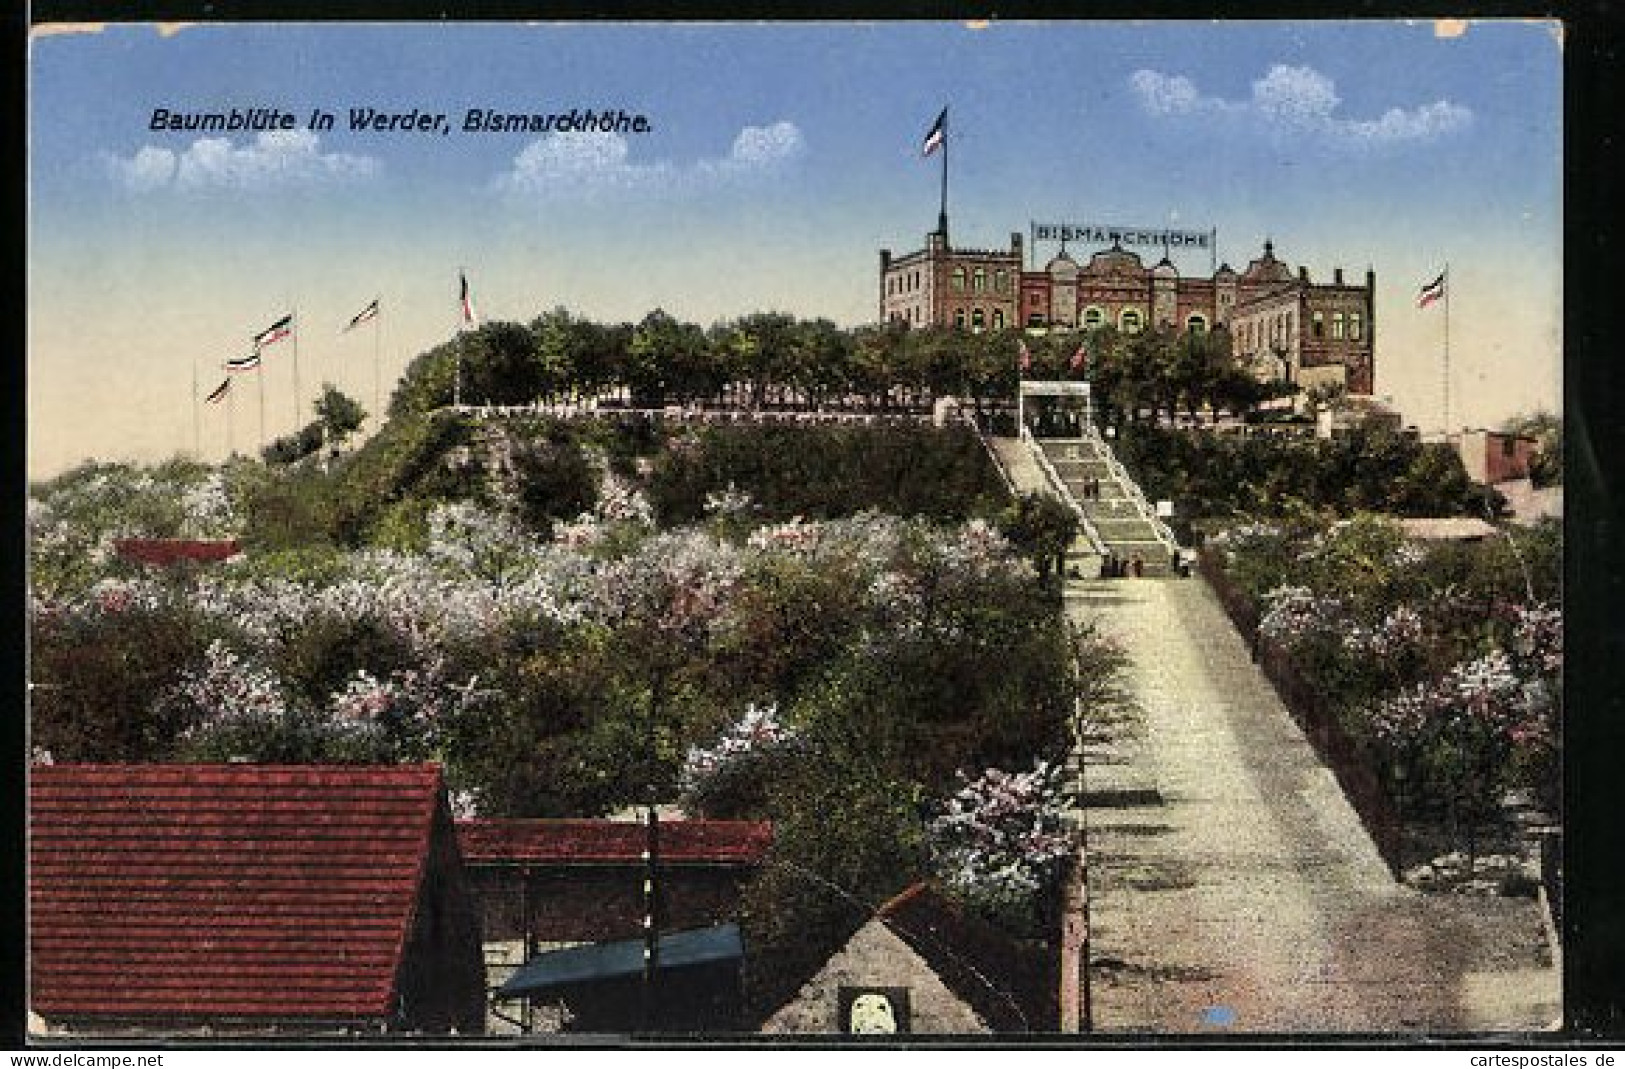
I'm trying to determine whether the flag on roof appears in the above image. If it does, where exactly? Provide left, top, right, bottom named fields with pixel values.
left=252, top=313, right=294, bottom=351
left=460, top=272, right=479, bottom=326
left=921, top=108, right=947, bottom=157
left=224, top=352, right=261, bottom=373
left=343, top=298, right=380, bottom=333
left=1417, top=271, right=1446, bottom=309
left=205, top=378, right=230, bottom=404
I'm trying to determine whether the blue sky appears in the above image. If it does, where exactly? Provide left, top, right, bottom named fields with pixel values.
left=28, top=20, right=1562, bottom=476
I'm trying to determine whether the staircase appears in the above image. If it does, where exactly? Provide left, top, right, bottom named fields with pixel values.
left=1035, top=432, right=1179, bottom=576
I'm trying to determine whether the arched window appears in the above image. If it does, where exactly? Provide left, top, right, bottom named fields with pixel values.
left=1186, top=314, right=1208, bottom=334
left=972, top=267, right=986, bottom=293
left=1028, top=313, right=1046, bottom=327
left=1120, top=308, right=1144, bottom=334
left=972, top=308, right=986, bottom=331
left=951, top=267, right=967, bottom=293
left=1349, top=312, right=1363, bottom=341
left=1332, top=312, right=1346, bottom=340
left=1083, top=306, right=1106, bottom=329
left=993, top=309, right=1005, bottom=329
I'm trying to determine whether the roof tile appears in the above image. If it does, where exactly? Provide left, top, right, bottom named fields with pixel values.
left=455, top=818, right=772, bottom=866
left=30, top=764, right=443, bottom=1023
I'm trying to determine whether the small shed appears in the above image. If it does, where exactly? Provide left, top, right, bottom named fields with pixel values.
left=29, top=764, right=486, bottom=1037
left=455, top=817, right=771, bottom=1033
left=759, top=883, right=1060, bottom=1035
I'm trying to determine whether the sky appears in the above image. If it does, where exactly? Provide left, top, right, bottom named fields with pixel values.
left=27, top=19, right=1563, bottom=478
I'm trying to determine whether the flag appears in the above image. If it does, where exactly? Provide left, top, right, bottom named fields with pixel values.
left=460, top=272, right=479, bottom=326
left=921, top=108, right=947, bottom=157
left=1070, top=342, right=1088, bottom=372
left=253, top=313, right=294, bottom=351
left=224, top=352, right=262, bottom=373
left=1417, top=271, right=1446, bottom=309
left=205, top=378, right=231, bottom=404
left=343, top=298, right=380, bottom=333
left=1018, top=339, right=1032, bottom=372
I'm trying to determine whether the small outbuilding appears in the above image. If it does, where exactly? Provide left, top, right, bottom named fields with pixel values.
left=455, top=817, right=771, bottom=1033
left=759, top=882, right=1061, bottom=1035
left=29, top=764, right=486, bottom=1037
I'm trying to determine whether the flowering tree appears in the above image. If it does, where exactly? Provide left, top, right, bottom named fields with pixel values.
left=678, top=703, right=802, bottom=818
left=927, top=761, right=1075, bottom=934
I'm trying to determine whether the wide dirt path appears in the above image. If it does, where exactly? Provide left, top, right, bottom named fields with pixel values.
left=1069, top=576, right=1560, bottom=1035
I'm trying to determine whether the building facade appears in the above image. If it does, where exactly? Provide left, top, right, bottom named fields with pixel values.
left=879, top=229, right=1376, bottom=395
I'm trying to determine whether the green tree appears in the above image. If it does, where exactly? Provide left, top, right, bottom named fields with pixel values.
left=315, top=383, right=367, bottom=448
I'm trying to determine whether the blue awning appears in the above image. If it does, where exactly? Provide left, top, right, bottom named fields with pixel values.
left=498, top=924, right=743, bottom=999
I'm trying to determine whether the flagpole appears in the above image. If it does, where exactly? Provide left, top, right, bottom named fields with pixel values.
left=1442, top=263, right=1451, bottom=435
left=226, top=381, right=236, bottom=459
left=455, top=269, right=465, bottom=409
left=373, top=298, right=383, bottom=427
left=939, top=111, right=950, bottom=243
left=258, top=370, right=267, bottom=453
left=290, top=300, right=303, bottom=434
left=191, top=359, right=200, bottom=457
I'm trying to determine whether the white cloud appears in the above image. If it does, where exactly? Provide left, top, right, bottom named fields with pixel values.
left=1250, top=65, right=1342, bottom=126
left=1129, top=63, right=1472, bottom=145
left=727, top=121, right=805, bottom=166
left=1128, top=71, right=1212, bottom=117
left=102, top=130, right=379, bottom=192
left=105, top=145, right=177, bottom=191
left=500, top=131, right=671, bottom=193
left=497, top=120, right=804, bottom=198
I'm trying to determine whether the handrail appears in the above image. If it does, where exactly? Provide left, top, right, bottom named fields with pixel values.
left=1021, top=426, right=1108, bottom=556
left=957, top=408, right=1020, bottom=500
left=1082, top=423, right=1180, bottom=552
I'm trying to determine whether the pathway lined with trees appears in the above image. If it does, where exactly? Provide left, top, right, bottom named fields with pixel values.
left=993, top=435, right=1559, bottom=1032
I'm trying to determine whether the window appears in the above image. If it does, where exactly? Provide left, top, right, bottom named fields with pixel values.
left=1083, top=306, right=1106, bottom=329
left=973, top=267, right=986, bottom=293
left=1502, top=435, right=1518, bottom=459
left=954, top=308, right=966, bottom=328
left=993, top=309, right=1005, bottom=329
left=1028, top=313, right=1046, bottom=327
left=1120, top=308, right=1144, bottom=334
left=911, top=270, right=919, bottom=292
left=1186, top=314, right=1208, bottom=334
left=951, top=267, right=966, bottom=293
left=1332, top=312, right=1345, bottom=340
left=972, top=308, right=986, bottom=331
left=1312, top=311, right=1325, bottom=338
left=1029, top=293, right=1042, bottom=306
left=995, top=270, right=1009, bottom=294
left=1349, top=312, right=1363, bottom=341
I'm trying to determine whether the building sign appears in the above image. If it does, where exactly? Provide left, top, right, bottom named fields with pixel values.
left=1032, top=222, right=1213, bottom=250
left=1020, top=380, right=1092, bottom=398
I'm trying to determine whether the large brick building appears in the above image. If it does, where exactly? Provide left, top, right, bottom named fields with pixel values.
left=879, top=228, right=1376, bottom=395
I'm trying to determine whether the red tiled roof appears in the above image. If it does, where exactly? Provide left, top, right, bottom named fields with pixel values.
left=30, top=764, right=444, bottom=1023
left=455, top=818, right=772, bottom=866
left=114, top=539, right=242, bottom=566
left=877, top=883, right=1060, bottom=1032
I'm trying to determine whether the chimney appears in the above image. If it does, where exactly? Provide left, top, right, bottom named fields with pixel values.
left=1334, top=267, right=1344, bottom=285
left=1298, top=266, right=1310, bottom=283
